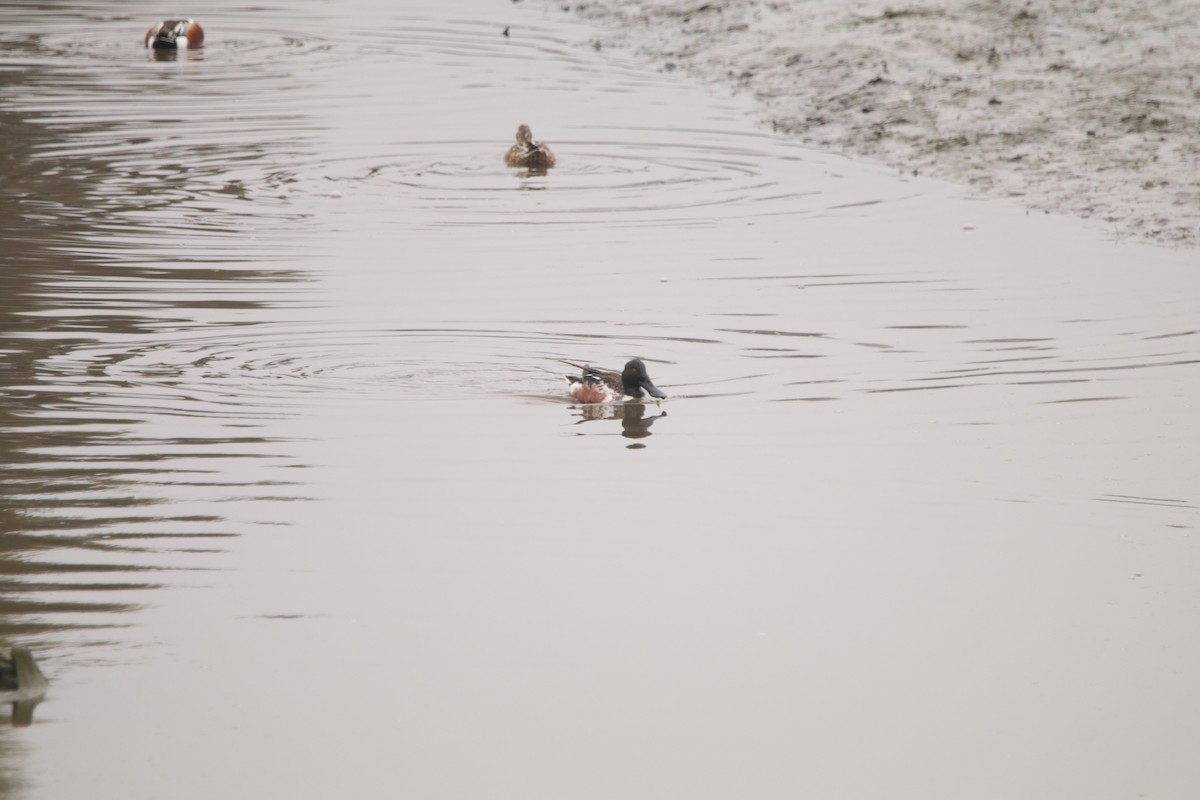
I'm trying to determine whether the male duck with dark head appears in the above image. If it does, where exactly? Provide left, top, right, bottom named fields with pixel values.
left=563, top=359, right=667, bottom=404
left=505, top=124, right=556, bottom=170
left=145, top=19, right=204, bottom=49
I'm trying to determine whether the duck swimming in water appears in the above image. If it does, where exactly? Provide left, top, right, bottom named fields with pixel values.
left=563, top=359, right=667, bottom=403
left=505, top=124, right=556, bottom=170
left=144, top=19, right=204, bottom=49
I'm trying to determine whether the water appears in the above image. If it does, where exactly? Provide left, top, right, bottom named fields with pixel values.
left=1, top=1, right=1198, bottom=798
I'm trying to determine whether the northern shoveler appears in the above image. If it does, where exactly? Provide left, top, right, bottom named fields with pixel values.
left=144, top=19, right=204, bottom=49
left=505, top=124, right=556, bottom=170
left=563, top=359, right=667, bottom=403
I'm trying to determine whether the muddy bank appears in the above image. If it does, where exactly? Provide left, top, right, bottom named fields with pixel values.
left=562, top=0, right=1200, bottom=245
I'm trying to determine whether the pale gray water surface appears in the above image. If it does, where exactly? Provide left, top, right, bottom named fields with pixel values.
left=1, top=1, right=1198, bottom=798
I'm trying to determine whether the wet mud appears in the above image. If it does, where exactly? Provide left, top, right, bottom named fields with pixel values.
left=565, top=0, right=1200, bottom=245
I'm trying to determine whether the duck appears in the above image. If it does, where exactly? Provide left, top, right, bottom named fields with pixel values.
left=563, top=359, right=667, bottom=403
left=144, top=19, right=204, bottom=49
left=505, top=125, right=556, bottom=170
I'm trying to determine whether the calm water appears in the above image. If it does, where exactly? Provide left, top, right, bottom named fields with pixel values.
left=1, top=1, right=1198, bottom=798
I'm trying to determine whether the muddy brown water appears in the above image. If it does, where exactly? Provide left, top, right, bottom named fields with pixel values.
left=1, top=1, right=1198, bottom=798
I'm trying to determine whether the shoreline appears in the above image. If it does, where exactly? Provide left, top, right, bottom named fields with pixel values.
left=565, top=0, right=1200, bottom=246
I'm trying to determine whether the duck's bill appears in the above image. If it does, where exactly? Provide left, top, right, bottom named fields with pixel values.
left=642, top=380, right=667, bottom=400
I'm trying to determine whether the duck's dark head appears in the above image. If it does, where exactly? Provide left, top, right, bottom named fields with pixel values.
left=622, top=359, right=666, bottom=400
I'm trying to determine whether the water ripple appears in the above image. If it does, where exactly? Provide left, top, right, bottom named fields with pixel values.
left=22, top=323, right=705, bottom=413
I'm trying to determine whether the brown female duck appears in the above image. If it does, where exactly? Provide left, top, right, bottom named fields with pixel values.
left=504, top=124, right=556, bottom=170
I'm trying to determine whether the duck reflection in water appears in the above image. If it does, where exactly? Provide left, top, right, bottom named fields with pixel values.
left=572, top=401, right=667, bottom=441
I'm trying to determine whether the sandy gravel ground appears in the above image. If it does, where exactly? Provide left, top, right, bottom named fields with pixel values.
left=565, top=0, right=1200, bottom=245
